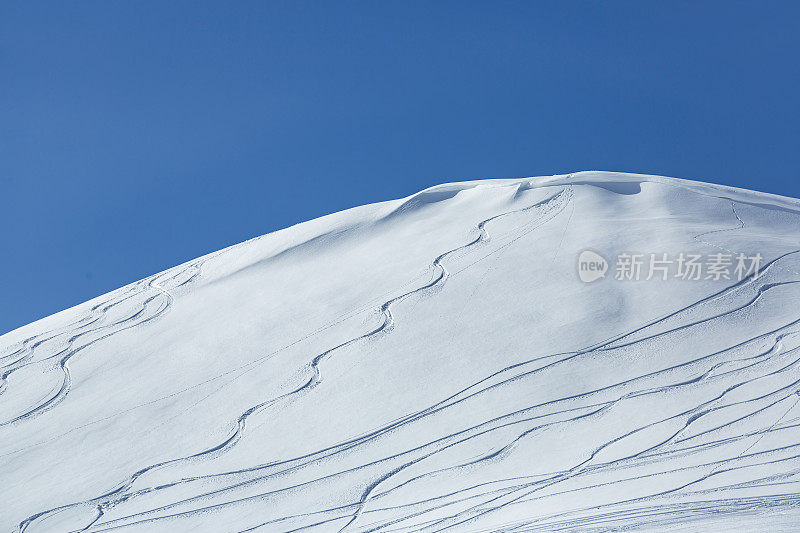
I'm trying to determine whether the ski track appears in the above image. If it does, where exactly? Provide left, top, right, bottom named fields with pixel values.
left=6, top=175, right=800, bottom=532
left=0, top=263, right=203, bottom=429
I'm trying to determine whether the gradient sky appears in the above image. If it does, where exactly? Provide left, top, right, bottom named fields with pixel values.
left=2, top=1, right=799, bottom=334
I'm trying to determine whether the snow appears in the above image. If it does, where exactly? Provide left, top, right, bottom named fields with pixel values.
left=2, top=171, right=800, bottom=532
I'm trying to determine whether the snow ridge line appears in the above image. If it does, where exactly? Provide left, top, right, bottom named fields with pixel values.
left=16, top=180, right=800, bottom=532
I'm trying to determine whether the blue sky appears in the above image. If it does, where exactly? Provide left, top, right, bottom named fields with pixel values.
left=2, top=1, right=799, bottom=334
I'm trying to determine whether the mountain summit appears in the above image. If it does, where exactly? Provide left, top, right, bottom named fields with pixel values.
left=3, top=171, right=800, bottom=532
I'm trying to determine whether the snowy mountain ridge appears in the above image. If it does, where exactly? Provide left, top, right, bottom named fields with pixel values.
left=2, top=171, right=800, bottom=532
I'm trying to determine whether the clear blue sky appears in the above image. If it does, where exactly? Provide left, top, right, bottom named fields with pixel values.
left=2, top=1, right=799, bottom=334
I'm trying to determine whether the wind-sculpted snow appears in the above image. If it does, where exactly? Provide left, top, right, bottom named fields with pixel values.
left=2, top=172, right=800, bottom=532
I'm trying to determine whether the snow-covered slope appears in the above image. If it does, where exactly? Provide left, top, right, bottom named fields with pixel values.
left=2, top=171, right=800, bottom=532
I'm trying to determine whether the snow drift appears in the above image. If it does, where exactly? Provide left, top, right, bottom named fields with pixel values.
left=2, top=171, right=800, bottom=532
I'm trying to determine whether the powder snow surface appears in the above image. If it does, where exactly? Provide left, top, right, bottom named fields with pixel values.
left=2, top=171, right=800, bottom=532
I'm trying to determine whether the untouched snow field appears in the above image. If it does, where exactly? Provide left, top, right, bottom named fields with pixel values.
left=2, top=171, right=800, bottom=532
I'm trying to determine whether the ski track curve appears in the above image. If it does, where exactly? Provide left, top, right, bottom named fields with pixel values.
left=0, top=263, right=203, bottom=429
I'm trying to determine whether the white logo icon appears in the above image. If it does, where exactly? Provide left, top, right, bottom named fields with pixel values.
left=578, top=250, right=608, bottom=283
